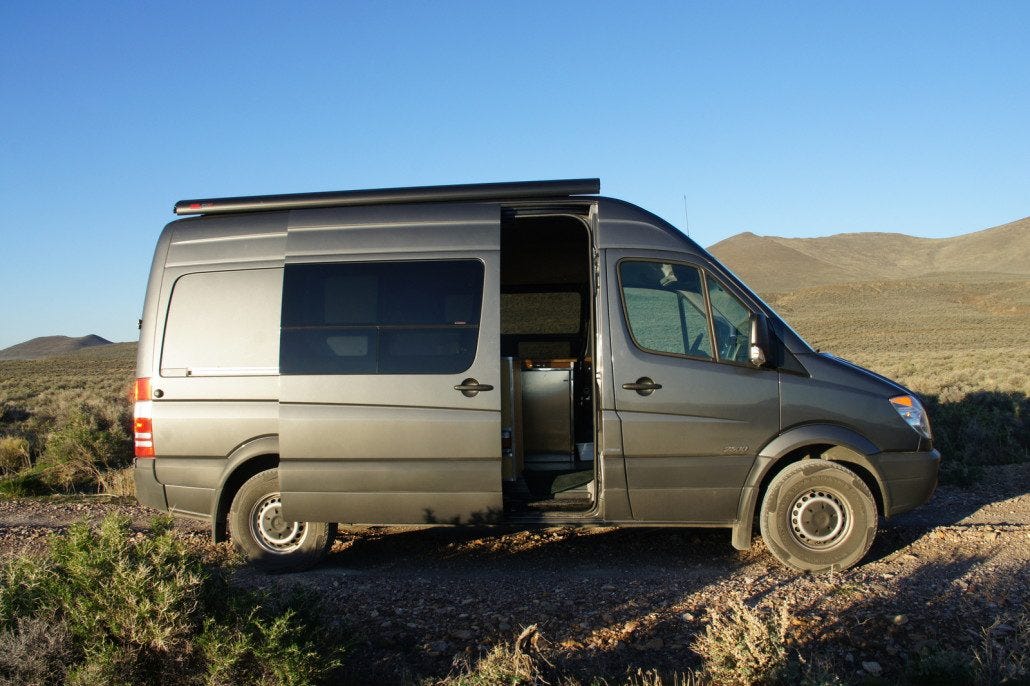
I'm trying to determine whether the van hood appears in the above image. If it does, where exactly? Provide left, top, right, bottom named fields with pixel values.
left=811, top=350, right=910, bottom=393
left=799, top=351, right=912, bottom=399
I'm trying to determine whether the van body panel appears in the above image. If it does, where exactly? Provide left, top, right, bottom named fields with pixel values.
left=165, top=484, right=214, bottom=519
left=757, top=423, right=879, bottom=460
left=134, top=458, right=167, bottom=511
left=879, top=449, right=941, bottom=515
left=598, top=410, right=631, bottom=519
left=601, top=246, right=780, bottom=523
left=282, top=492, right=500, bottom=526
left=164, top=212, right=287, bottom=267
left=277, top=203, right=503, bottom=524
left=151, top=402, right=278, bottom=460
left=285, top=203, right=498, bottom=257
left=139, top=215, right=287, bottom=510
left=781, top=354, right=920, bottom=451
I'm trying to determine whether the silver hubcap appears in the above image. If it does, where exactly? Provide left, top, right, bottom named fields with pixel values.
left=250, top=494, right=307, bottom=554
left=790, top=489, right=848, bottom=548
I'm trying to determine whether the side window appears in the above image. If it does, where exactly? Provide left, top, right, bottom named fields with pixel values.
left=161, top=269, right=281, bottom=376
left=280, top=260, right=484, bottom=374
left=618, top=261, right=713, bottom=359
left=707, top=277, right=752, bottom=364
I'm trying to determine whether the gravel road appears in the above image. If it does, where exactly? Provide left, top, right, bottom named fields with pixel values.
left=1, top=464, right=1027, bottom=683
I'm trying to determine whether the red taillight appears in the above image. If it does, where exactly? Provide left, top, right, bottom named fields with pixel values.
left=134, top=377, right=155, bottom=458
left=134, top=377, right=151, bottom=403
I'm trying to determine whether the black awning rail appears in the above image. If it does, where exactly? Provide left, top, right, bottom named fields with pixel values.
left=174, top=178, right=600, bottom=215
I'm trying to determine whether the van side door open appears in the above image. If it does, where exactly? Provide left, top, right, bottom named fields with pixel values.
left=606, top=251, right=780, bottom=523
left=277, top=203, right=503, bottom=524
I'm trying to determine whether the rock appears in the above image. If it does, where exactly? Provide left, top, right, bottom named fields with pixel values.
left=641, top=637, right=664, bottom=650
left=430, top=640, right=451, bottom=653
left=893, top=614, right=908, bottom=625
left=862, top=661, right=883, bottom=677
left=601, top=584, right=616, bottom=592
left=681, top=612, right=695, bottom=622
left=451, top=629, right=473, bottom=641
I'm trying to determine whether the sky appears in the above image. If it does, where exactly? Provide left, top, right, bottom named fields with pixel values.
left=1, top=1, right=1028, bottom=349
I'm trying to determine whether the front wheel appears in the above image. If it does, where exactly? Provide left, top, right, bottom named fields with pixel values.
left=759, top=460, right=877, bottom=572
left=228, top=469, right=335, bottom=572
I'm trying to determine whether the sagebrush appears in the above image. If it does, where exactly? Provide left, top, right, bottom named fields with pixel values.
left=0, top=514, right=345, bottom=686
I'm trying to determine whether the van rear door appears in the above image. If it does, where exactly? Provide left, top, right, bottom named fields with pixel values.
left=277, top=203, right=502, bottom=525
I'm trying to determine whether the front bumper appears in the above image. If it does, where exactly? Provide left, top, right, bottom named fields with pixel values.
left=134, top=458, right=168, bottom=512
left=877, top=449, right=941, bottom=516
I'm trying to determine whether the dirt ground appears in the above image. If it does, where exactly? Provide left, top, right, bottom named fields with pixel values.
left=1, top=463, right=1027, bottom=684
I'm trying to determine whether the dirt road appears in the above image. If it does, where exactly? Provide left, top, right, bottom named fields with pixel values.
left=1, top=464, right=1027, bottom=683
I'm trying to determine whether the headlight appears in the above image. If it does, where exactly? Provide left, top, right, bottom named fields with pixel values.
left=890, top=395, right=932, bottom=439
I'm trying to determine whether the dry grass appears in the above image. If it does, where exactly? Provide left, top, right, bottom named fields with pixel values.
left=0, top=344, right=135, bottom=495
left=0, top=438, right=30, bottom=475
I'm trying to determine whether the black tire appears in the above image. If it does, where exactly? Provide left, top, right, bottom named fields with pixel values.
left=759, top=460, right=877, bottom=572
left=228, top=469, right=336, bottom=573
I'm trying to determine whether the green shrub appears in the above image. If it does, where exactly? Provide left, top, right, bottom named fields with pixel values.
left=0, top=465, right=48, bottom=498
left=38, top=403, right=131, bottom=492
left=441, top=624, right=545, bottom=686
left=925, top=391, right=1028, bottom=485
left=905, top=647, right=973, bottom=685
left=974, top=611, right=1029, bottom=686
left=0, top=611, right=73, bottom=686
left=0, top=514, right=344, bottom=686
left=691, top=597, right=799, bottom=686
left=0, top=436, right=30, bottom=475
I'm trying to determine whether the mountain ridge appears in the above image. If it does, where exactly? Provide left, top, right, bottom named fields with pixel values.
left=0, top=334, right=114, bottom=361
left=708, top=216, right=1029, bottom=294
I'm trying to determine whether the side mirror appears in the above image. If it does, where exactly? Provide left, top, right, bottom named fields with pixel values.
left=749, top=313, right=770, bottom=367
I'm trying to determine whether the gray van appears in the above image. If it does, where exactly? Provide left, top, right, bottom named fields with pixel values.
left=134, top=179, right=939, bottom=572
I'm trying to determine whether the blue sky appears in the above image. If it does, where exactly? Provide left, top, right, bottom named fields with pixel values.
left=1, top=1, right=1028, bottom=348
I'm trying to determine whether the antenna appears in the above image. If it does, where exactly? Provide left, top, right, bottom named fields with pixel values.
left=683, top=195, right=690, bottom=236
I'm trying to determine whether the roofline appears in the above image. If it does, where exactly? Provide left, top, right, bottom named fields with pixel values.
left=174, top=178, right=601, bottom=216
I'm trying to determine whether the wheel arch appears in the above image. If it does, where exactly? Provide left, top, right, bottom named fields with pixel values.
left=730, top=424, right=890, bottom=550
left=210, top=435, right=280, bottom=543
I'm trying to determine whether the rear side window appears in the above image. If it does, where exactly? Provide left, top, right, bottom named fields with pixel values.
left=280, top=260, right=484, bottom=374
left=161, top=269, right=282, bottom=376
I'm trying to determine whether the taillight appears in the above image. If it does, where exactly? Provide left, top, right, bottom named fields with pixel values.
left=134, top=378, right=155, bottom=458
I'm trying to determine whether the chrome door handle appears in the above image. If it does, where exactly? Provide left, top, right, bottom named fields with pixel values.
left=454, top=378, right=494, bottom=397
left=622, top=377, right=662, bottom=396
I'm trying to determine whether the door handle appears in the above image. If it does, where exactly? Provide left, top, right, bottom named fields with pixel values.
left=622, top=377, right=662, bottom=396
left=454, top=378, right=494, bottom=397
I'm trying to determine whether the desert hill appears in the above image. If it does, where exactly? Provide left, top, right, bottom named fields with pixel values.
left=709, top=216, right=1030, bottom=294
left=0, top=334, right=114, bottom=361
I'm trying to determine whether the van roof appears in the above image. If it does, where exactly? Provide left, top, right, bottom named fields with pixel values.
left=174, top=179, right=601, bottom=216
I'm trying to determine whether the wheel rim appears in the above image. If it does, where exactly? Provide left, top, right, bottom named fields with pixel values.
left=249, top=493, right=307, bottom=554
left=789, top=489, right=850, bottom=549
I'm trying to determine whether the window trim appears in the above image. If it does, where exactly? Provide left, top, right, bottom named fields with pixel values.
left=703, top=271, right=758, bottom=367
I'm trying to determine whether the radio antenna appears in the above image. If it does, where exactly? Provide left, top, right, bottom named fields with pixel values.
left=682, top=195, right=690, bottom=236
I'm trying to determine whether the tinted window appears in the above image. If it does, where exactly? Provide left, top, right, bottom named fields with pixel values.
left=707, top=277, right=751, bottom=363
left=619, top=261, right=713, bottom=358
left=281, top=260, right=483, bottom=374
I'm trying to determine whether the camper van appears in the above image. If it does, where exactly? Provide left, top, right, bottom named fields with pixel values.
left=134, top=179, right=939, bottom=572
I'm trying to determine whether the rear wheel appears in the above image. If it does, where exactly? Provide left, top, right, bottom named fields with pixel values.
left=228, top=469, right=335, bottom=572
left=759, top=460, right=877, bottom=572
